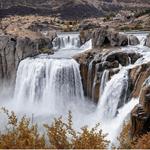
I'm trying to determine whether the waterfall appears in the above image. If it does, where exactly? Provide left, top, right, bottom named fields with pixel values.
left=14, top=58, right=84, bottom=113
left=97, top=69, right=129, bottom=119
left=2, top=31, right=149, bottom=147
left=53, top=33, right=80, bottom=50
left=100, top=70, right=109, bottom=97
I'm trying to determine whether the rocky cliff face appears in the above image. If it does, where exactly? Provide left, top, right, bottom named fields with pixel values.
left=74, top=28, right=141, bottom=103
left=75, top=29, right=150, bottom=138
left=0, top=33, right=54, bottom=86
left=131, top=76, right=150, bottom=138
left=80, top=28, right=140, bottom=48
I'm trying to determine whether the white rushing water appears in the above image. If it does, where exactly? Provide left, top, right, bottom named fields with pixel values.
left=95, top=31, right=150, bottom=145
left=0, top=31, right=150, bottom=147
left=14, top=58, right=84, bottom=114
left=98, top=69, right=129, bottom=119
left=100, top=70, right=110, bottom=97
left=52, top=32, right=92, bottom=58
left=53, top=32, right=80, bottom=50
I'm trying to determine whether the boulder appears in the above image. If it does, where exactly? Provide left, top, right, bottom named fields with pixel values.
left=145, top=34, right=150, bottom=47
left=80, top=28, right=130, bottom=48
left=107, top=31, right=128, bottom=46
left=128, top=52, right=141, bottom=64
left=96, top=60, right=119, bottom=72
left=128, top=35, right=140, bottom=45
left=104, top=51, right=129, bottom=66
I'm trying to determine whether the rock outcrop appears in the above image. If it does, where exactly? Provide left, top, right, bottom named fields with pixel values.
left=145, top=34, right=150, bottom=47
left=128, top=35, right=140, bottom=45
left=126, top=60, right=150, bottom=138
left=80, top=28, right=140, bottom=48
left=0, top=34, right=53, bottom=85
left=74, top=48, right=141, bottom=103
left=74, top=42, right=149, bottom=138
left=131, top=76, right=150, bottom=138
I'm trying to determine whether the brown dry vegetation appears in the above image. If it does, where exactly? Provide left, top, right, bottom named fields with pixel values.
left=0, top=108, right=149, bottom=149
left=118, top=121, right=150, bottom=149
left=0, top=109, right=109, bottom=149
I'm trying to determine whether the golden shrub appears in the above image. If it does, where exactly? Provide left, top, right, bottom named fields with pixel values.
left=0, top=108, right=45, bottom=149
left=118, top=121, right=150, bottom=149
left=118, top=121, right=134, bottom=149
left=133, top=132, right=150, bottom=149
left=0, top=109, right=109, bottom=149
left=44, top=111, right=109, bottom=149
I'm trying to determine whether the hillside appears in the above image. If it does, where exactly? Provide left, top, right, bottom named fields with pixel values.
left=0, top=0, right=150, bottom=19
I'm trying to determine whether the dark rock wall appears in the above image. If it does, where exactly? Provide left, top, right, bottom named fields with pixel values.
left=80, top=28, right=140, bottom=48
left=129, top=63, right=150, bottom=138
left=74, top=48, right=141, bottom=103
left=0, top=34, right=53, bottom=86
left=145, top=34, right=150, bottom=48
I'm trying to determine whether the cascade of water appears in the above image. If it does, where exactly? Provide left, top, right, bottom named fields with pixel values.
left=97, top=69, right=129, bottom=119
left=136, top=34, right=148, bottom=46
left=5, top=31, right=150, bottom=147
left=14, top=58, right=84, bottom=113
left=100, top=70, right=110, bottom=97
left=127, top=34, right=130, bottom=46
left=87, top=60, right=95, bottom=97
left=53, top=33, right=80, bottom=50
left=100, top=98, right=139, bottom=146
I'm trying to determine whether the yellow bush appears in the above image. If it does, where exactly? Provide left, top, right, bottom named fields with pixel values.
left=0, top=108, right=45, bottom=149
left=118, top=122, right=134, bottom=149
left=0, top=109, right=109, bottom=149
left=44, top=111, right=109, bottom=149
left=118, top=121, right=150, bottom=149
left=133, top=132, right=150, bottom=149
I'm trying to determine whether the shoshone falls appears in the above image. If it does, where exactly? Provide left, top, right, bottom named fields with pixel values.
left=0, top=32, right=150, bottom=147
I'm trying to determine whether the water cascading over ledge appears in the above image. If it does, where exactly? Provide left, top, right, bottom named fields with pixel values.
left=11, top=31, right=150, bottom=145
left=13, top=32, right=92, bottom=114
left=14, top=57, right=84, bottom=113
left=52, top=32, right=80, bottom=50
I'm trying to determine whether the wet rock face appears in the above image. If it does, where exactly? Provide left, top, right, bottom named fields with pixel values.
left=129, top=63, right=150, bottom=98
left=131, top=104, right=150, bottom=138
left=131, top=74, right=150, bottom=138
left=104, top=51, right=129, bottom=66
left=74, top=48, right=141, bottom=103
left=80, top=28, right=140, bottom=48
left=145, top=34, right=150, bottom=47
left=0, top=34, right=53, bottom=84
left=139, top=76, right=150, bottom=113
